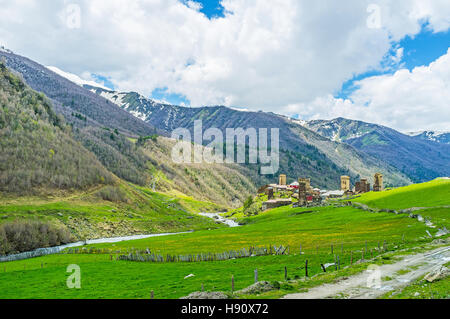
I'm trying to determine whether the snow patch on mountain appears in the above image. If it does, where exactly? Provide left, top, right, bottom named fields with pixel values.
left=406, top=130, right=450, bottom=144
left=0, top=45, right=13, bottom=54
left=46, top=66, right=110, bottom=91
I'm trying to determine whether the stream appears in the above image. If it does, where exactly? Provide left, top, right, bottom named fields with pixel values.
left=199, top=212, right=241, bottom=227
left=0, top=231, right=192, bottom=263
left=0, top=213, right=239, bottom=263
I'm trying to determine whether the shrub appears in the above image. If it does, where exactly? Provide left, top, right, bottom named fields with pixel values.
left=96, top=186, right=129, bottom=203
left=0, top=220, right=74, bottom=255
left=271, top=281, right=281, bottom=290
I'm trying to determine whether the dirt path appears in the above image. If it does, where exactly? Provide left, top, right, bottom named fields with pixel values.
left=282, top=246, right=450, bottom=299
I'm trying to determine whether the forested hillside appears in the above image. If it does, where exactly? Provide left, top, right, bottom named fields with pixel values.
left=0, top=62, right=114, bottom=194
left=0, top=60, right=257, bottom=207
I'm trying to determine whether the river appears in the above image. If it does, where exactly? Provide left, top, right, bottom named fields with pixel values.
left=0, top=213, right=239, bottom=262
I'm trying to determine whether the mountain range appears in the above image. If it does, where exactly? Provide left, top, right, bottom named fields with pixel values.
left=407, top=131, right=450, bottom=145
left=1, top=48, right=449, bottom=201
left=304, top=118, right=450, bottom=183
left=0, top=50, right=258, bottom=207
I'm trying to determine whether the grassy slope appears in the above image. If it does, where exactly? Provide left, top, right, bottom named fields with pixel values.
left=1, top=180, right=448, bottom=299
left=0, top=182, right=224, bottom=241
left=141, top=136, right=257, bottom=208
left=351, top=178, right=450, bottom=210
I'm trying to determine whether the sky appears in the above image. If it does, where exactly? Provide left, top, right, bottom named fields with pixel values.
left=0, top=0, right=449, bottom=132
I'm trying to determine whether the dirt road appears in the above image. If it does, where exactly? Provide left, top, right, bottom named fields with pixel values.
left=282, top=246, right=450, bottom=299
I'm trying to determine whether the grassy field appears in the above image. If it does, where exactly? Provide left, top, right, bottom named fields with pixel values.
left=0, top=179, right=449, bottom=299
left=83, top=205, right=431, bottom=255
left=0, top=239, right=429, bottom=299
left=350, top=178, right=450, bottom=210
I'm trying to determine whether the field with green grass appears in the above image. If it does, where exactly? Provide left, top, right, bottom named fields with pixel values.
left=0, top=179, right=449, bottom=299
left=350, top=178, right=450, bottom=210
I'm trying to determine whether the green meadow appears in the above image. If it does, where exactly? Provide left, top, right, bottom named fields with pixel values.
left=351, top=178, right=450, bottom=210
left=0, top=179, right=449, bottom=299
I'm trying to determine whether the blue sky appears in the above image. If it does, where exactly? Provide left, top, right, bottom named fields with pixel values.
left=336, top=25, right=450, bottom=100
left=151, top=88, right=190, bottom=106
left=186, top=0, right=224, bottom=19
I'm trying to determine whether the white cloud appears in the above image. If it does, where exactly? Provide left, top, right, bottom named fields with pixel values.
left=0, top=0, right=449, bottom=130
left=287, top=49, right=450, bottom=132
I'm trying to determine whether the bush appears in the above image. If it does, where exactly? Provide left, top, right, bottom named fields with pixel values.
left=0, top=220, right=74, bottom=255
left=271, top=281, right=281, bottom=290
left=96, top=186, right=129, bottom=203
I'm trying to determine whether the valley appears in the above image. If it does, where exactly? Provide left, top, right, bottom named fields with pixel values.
left=0, top=179, right=448, bottom=299
left=0, top=50, right=448, bottom=300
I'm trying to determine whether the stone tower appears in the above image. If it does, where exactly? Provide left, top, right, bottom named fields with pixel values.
left=298, top=178, right=311, bottom=191
left=341, top=176, right=350, bottom=192
left=373, top=173, right=383, bottom=192
left=279, top=174, right=287, bottom=186
left=298, top=181, right=307, bottom=206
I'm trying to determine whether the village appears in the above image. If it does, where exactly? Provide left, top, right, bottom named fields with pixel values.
left=258, top=173, right=384, bottom=211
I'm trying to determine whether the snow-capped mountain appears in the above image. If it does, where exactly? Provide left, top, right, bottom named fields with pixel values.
left=406, top=131, right=450, bottom=145
left=46, top=66, right=111, bottom=91
left=303, top=118, right=450, bottom=183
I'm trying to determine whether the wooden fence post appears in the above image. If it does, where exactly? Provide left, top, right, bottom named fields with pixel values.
left=284, top=266, right=288, bottom=281
left=337, top=255, right=340, bottom=270
left=305, top=260, right=308, bottom=277
left=231, top=275, right=235, bottom=293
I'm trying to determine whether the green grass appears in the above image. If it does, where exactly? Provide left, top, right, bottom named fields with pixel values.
left=382, top=274, right=450, bottom=299
left=1, top=179, right=449, bottom=299
left=351, top=178, right=450, bottom=210
left=81, top=205, right=429, bottom=255
left=0, top=204, right=434, bottom=299
left=414, top=207, right=450, bottom=229
left=0, top=241, right=417, bottom=299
